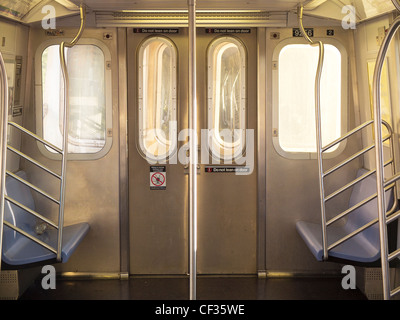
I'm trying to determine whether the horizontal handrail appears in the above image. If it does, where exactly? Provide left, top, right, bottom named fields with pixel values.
left=3, top=220, right=57, bottom=254
left=7, top=145, right=62, bottom=180
left=322, top=120, right=373, bottom=152
left=391, top=285, right=400, bottom=298
left=386, top=209, right=400, bottom=225
left=328, top=199, right=398, bottom=252
left=388, top=245, right=400, bottom=262
left=5, top=195, right=58, bottom=229
left=384, top=172, right=400, bottom=188
left=327, top=182, right=396, bottom=226
left=323, top=133, right=391, bottom=177
left=323, top=120, right=392, bottom=177
left=328, top=218, right=377, bottom=252
left=325, top=161, right=392, bottom=201
left=8, top=121, right=63, bottom=154
left=6, top=171, right=60, bottom=205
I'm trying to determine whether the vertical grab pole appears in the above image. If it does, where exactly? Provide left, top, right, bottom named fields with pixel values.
left=298, top=5, right=327, bottom=260
left=0, top=52, right=9, bottom=271
left=372, top=14, right=400, bottom=300
left=188, top=0, right=198, bottom=300
left=313, top=42, right=326, bottom=259
left=57, top=4, right=86, bottom=261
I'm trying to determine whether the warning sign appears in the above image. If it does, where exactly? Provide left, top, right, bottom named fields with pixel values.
left=205, top=28, right=251, bottom=34
left=150, top=166, right=166, bottom=190
left=205, top=166, right=251, bottom=173
left=134, top=28, right=179, bottom=34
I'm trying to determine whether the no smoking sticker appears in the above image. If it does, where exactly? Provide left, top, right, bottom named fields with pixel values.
left=150, top=166, right=166, bottom=190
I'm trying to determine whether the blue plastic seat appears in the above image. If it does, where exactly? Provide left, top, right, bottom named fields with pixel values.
left=296, top=169, right=394, bottom=263
left=2, top=171, right=89, bottom=266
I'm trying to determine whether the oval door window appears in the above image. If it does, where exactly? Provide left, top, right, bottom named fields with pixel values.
left=207, top=36, right=247, bottom=161
left=138, top=36, right=177, bottom=162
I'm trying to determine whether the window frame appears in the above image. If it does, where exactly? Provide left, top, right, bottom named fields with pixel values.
left=137, top=35, right=178, bottom=163
left=272, top=37, right=348, bottom=160
left=207, top=35, right=247, bottom=162
left=35, top=38, right=113, bottom=161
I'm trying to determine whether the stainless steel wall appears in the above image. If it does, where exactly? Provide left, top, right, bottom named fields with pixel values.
left=21, top=27, right=121, bottom=274
left=263, top=26, right=362, bottom=274
left=16, top=22, right=369, bottom=277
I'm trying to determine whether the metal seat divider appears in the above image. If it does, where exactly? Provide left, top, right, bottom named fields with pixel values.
left=320, top=125, right=397, bottom=253
left=299, top=6, right=400, bottom=297
left=0, top=5, right=86, bottom=270
left=372, top=3, right=400, bottom=298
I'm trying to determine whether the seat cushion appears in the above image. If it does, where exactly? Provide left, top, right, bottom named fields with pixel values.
left=2, top=222, right=89, bottom=265
left=296, top=220, right=379, bottom=262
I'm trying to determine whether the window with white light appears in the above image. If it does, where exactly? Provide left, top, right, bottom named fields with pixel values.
left=138, top=36, right=177, bottom=162
left=207, top=36, right=246, bottom=161
left=273, top=40, right=348, bottom=159
left=37, top=39, right=112, bottom=159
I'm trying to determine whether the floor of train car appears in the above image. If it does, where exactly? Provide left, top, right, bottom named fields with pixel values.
left=20, top=275, right=367, bottom=300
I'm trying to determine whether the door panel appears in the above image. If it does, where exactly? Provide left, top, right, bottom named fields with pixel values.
left=128, top=29, right=189, bottom=275
left=196, top=29, right=257, bottom=274
left=127, top=28, right=257, bottom=275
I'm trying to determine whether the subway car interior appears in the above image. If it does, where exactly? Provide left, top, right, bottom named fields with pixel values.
left=2, top=0, right=400, bottom=303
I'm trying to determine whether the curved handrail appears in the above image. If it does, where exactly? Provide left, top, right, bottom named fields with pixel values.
left=392, top=0, right=400, bottom=12
left=298, top=4, right=328, bottom=260
left=57, top=4, right=86, bottom=261
left=0, top=52, right=9, bottom=270
left=372, top=14, right=400, bottom=300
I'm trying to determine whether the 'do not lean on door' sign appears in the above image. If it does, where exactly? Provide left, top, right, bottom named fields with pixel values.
left=150, top=166, right=166, bottom=190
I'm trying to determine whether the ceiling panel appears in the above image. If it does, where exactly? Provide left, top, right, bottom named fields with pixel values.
left=70, top=0, right=302, bottom=11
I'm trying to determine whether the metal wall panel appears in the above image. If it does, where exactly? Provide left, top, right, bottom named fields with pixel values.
left=265, top=26, right=362, bottom=274
left=21, top=27, right=121, bottom=274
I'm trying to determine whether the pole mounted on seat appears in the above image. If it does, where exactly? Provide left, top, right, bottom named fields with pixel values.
left=0, top=51, right=9, bottom=271
left=57, top=3, right=86, bottom=262
left=297, top=4, right=327, bottom=260
left=372, top=0, right=400, bottom=301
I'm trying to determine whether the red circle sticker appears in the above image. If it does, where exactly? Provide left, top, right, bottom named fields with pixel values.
left=151, top=172, right=165, bottom=186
